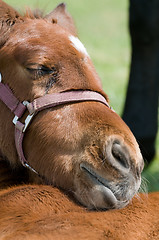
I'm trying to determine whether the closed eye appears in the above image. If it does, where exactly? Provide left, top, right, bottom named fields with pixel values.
left=26, top=64, right=59, bottom=93
left=27, top=65, right=55, bottom=79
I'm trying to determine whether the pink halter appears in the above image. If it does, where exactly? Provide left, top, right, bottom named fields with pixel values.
left=0, top=73, right=111, bottom=173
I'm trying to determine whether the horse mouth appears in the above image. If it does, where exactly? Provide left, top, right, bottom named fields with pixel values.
left=80, top=163, right=125, bottom=209
left=80, top=163, right=110, bottom=188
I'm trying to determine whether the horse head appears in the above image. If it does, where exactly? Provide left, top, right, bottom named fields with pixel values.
left=0, top=0, right=144, bottom=210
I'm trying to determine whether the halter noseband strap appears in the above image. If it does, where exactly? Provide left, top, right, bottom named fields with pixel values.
left=0, top=73, right=111, bottom=173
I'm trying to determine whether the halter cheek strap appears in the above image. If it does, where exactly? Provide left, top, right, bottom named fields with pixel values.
left=0, top=73, right=111, bottom=174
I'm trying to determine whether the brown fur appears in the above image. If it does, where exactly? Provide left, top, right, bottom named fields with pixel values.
left=0, top=1, right=158, bottom=239
left=0, top=180, right=159, bottom=240
left=0, top=162, right=159, bottom=240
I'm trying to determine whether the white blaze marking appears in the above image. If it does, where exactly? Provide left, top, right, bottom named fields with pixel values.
left=69, top=35, right=89, bottom=57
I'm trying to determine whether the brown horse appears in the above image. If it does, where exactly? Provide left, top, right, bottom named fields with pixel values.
left=1, top=1, right=159, bottom=240
left=0, top=0, right=144, bottom=212
left=0, top=180, right=159, bottom=239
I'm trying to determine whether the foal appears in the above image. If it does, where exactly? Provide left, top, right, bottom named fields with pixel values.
left=0, top=0, right=143, bottom=210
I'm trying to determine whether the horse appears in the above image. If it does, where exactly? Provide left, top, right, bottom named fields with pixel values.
left=1, top=1, right=159, bottom=239
left=0, top=181, right=159, bottom=239
left=0, top=0, right=144, bottom=212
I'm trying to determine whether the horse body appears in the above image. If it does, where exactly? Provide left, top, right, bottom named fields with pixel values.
left=0, top=183, right=159, bottom=240
left=0, top=156, right=159, bottom=239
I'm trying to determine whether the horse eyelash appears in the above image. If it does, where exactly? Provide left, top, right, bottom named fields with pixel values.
left=26, top=65, right=59, bottom=93
left=27, top=66, right=58, bottom=79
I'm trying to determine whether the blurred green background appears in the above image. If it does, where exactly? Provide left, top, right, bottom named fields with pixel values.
left=5, top=0, right=159, bottom=191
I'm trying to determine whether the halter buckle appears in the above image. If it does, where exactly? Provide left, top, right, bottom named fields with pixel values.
left=13, top=101, right=34, bottom=132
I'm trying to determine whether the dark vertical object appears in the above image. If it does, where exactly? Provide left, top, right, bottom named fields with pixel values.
left=123, top=0, right=159, bottom=164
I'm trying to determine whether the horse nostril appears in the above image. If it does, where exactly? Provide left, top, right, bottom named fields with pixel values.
left=111, top=142, right=130, bottom=169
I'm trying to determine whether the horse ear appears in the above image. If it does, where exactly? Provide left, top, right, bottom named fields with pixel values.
left=45, top=3, right=77, bottom=36
left=0, top=0, right=22, bottom=47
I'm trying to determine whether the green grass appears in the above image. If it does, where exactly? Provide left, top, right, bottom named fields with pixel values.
left=4, top=0, right=159, bottom=191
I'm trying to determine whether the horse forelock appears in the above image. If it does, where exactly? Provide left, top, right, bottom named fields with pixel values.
left=23, top=8, right=44, bottom=19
